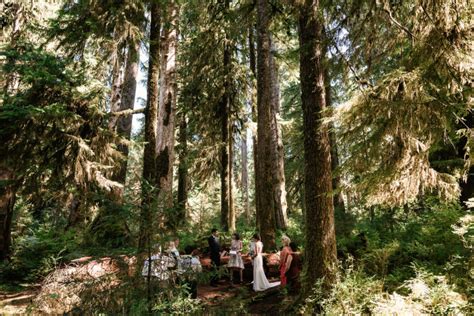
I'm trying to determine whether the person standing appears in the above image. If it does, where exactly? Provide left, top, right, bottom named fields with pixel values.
left=279, top=235, right=291, bottom=287
left=208, top=228, right=221, bottom=286
left=227, top=232, right=244, bottom=284
left=177, top=245, right=202, bottom=299
left=285, top=241, right=302, bottom=294
left=251, top=233, right=280, bottom=291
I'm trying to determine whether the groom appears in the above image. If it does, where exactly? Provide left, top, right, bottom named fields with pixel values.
left=208, top=228, right=221, bottom=287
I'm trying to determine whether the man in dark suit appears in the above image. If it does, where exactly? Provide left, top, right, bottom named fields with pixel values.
left=208, top=228, right=221, bottom=286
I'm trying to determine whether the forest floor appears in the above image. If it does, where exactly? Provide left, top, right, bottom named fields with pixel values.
left=0, top=280, right=295, bottom=315
left=0, top=285, right=39, bottom=315
left=199, top=279, right=296, bottom=315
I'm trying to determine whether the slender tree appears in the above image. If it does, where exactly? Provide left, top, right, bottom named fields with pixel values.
left=241, top=127, right=250, bottom=223
left=176, top=112, right=188, bottom=225
left=139, top=1, right=160, bottom=250
left=248, top=26, right=259, bottom=227
left=111, top=41, right=140, bottom=185
left=325, top=68, right=345, bottom=212
left=0, top=1, right=25, bottom=260
left=269, top=39, right=288, bottom=230
left=219, top=0, right=232, bottom=232
left=0, top=168, right=15, bottom=260
left=298, top=0, right=337, bottom=292
left=108, top=30, right=125, bottom=132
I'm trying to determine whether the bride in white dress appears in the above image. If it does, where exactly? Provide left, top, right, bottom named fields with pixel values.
left=251, top=233, right=280, bottom=291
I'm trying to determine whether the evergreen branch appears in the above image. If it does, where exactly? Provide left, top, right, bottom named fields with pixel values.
left=331, top=42, right=369, bottom=90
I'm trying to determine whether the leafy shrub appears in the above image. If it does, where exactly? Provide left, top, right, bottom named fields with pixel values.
left=301, top=260, right=384, bottom=315
left=373, top=267, right=469, bottom=315
left=1, top=224, right=81, bottom=282
left=341, top=198, right=471, bottom=291
left=300, top=263, right=469, bottom=315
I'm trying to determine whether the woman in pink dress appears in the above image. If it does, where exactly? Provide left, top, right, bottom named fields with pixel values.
left=279, top=235, right=291, bottom=287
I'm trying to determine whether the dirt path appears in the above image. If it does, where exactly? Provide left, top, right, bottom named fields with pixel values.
left=198, top=279, right=295, bottom=315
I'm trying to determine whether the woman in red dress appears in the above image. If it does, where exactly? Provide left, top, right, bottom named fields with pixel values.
left=279, top=236, right=291, bottom=287
left=285, top=242, right=302, bottom=293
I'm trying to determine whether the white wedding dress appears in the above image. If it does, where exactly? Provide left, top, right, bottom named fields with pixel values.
left=253, top=241, right=280, bottom=291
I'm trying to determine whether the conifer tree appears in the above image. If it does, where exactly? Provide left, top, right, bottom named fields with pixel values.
left=298, top=0, right=338, bottom=292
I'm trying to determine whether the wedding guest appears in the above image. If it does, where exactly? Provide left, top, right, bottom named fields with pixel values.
left=279, top=235, right=291, bottom=287
left=227, top=232, right=244, bottom=284
left=174, top=237, right=180, bottom=251
left=285, top=242, right=302, bottom=294
left=167, top=240, right=180, bottom=258
left=207, top=228, right=221, bottom=287
left=177, top=245, right=202, bottom=299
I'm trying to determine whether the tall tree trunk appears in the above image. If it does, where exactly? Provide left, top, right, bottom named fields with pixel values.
left=460, top=113, right=474, bottom=205
left=229, top=125, right=235, bottom=231
left=248, top=26, right=259, bottom=228
left=298, top=0, right=337, bottom=293
left=176, top=113, right=188, bottom=226
left=269, top=39, right=288, bottom=230
left=108, top=35, right=124, bottom=131
left=220, top=0, right=231, bottom=232
left=325, top=69, right=345, bottom=213
left=156, top=0, right=178, bottom=215
left=139, top=2, right=160, bottom=250
left=256, top=0, right=276, bottom=250
left=65, top=192, right=83, bottom=229
left=241, top=128, right=250, bottom=223
left=113, top=41, right=140, bottom=185
left=0, top=3, right=24, bottom=260
left=0, top=168, right=15, bottom=261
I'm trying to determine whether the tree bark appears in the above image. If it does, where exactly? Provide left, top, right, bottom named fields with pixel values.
left=325, top=68, right=345, bottom=213
left=241, top=128, right=250, bottom=223
left=0, top=168, right=15, bottom=260
left=269, top=39, right=288, bottom=230
left=459, top=113, right=474, bottom=205
left=229, top=125, right=235, bottom=231
left=108, top=34, right=124, bottom=132
left=139, top=2, right=160, bottom=250
left=156, top=0, right=178, bottom=214
left=256, top=0, right=276, bottom=250
left=298, top=0, right=337, bottom=293
left=112, top=40, right=140, bottom=185
left=176, top=113, right=188, bottom=226
left=0, top=3, right=24, bottom=260
left=220, top=0, right=232, bottom=232
left=248, top=26, right=259, bottom=228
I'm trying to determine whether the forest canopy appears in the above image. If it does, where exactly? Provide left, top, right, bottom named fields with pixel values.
left=0, top=0, right=472, bottom=314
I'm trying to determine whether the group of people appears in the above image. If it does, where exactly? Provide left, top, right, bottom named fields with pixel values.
left=208, top=228, right=302, bottom=293
left=141, top=229, right=302, bottom=298
left=141, top=238, right=202, bottom=298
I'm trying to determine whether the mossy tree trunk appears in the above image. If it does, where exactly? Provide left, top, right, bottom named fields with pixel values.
left=0, top=167, right=15, bottom=260
left=298, top=0, right=337, bottom=293
left=269, top=40, right=288, bottom=230
left=256, top=0, right=276, bottom=250
left=156, top=0, right=178, bottom=219
left=114, top=41, right=140, bottom=185
left=248, top=26, right=259, bottom=228
left=176, top=113, right=188, bottom=226
left=139, top=1, right=160, bottom=250
left=220, top=0, right=233, bottom=232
